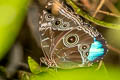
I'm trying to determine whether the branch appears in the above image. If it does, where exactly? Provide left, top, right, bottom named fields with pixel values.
left=66, top=0, right=120, bottom=30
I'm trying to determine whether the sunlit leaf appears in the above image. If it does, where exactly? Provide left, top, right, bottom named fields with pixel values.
left=0, top=0, right=29, bottom=60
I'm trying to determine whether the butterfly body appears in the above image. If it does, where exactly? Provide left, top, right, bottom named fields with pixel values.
left=39, top=0, right=108, bottom=69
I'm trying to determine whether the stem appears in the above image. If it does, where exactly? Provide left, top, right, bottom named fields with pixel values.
left=66, top=0, right=120, bottom=30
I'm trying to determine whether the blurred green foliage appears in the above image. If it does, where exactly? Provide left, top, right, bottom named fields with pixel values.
left=18, top=71, right=30, bottom=80
left=0, top=0, right=29, bottom=60
left=104, top=0, right=120, bottom=52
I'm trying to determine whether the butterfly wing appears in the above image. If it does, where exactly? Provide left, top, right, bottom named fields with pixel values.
left=39, top=0, right=108, bottom=68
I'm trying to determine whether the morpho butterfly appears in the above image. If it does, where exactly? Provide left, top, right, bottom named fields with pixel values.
left=39, top=0, right=108, bottom=69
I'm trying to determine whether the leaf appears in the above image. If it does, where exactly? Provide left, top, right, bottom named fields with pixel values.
left=28, top=56, right=47, bottom=74
left=29, top=63, right=109, bottom=80
left=28, top=58, right=109, bottom=80
left=18, top=71, right=31, bottom=80
left=0, top=0, right=29, bottom=60
left=65, top=0, right=120, bottom=30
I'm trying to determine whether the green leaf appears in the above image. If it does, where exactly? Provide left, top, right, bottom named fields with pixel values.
left=29, top=63, right=109, bottom=80
left=0, top=0, right=29, bottom=60
left=28, top=56, right=47, bottom=74
left=66, top=0, right=120, bottom=30
left=28, top=57, right=109, bottom=80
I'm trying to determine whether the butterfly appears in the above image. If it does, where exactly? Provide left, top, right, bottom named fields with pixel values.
left=38, top=0, right=108, bottom=69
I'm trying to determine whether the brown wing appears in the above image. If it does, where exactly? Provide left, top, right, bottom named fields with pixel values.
left=52, top=29, right=94, bottom=69
left=39, top=0, right=105, bottom=69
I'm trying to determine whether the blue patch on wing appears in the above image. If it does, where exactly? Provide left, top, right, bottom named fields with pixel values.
left=87, top=38, right=104, bottom=61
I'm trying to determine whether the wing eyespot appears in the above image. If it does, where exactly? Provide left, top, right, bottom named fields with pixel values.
left=52, top=18, right=63, bottom=27
left=63, top=34, right=79, bottom=48
left=78, top=44, right=90, bottom=52
left=45, top=13, right=54, bottom=21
